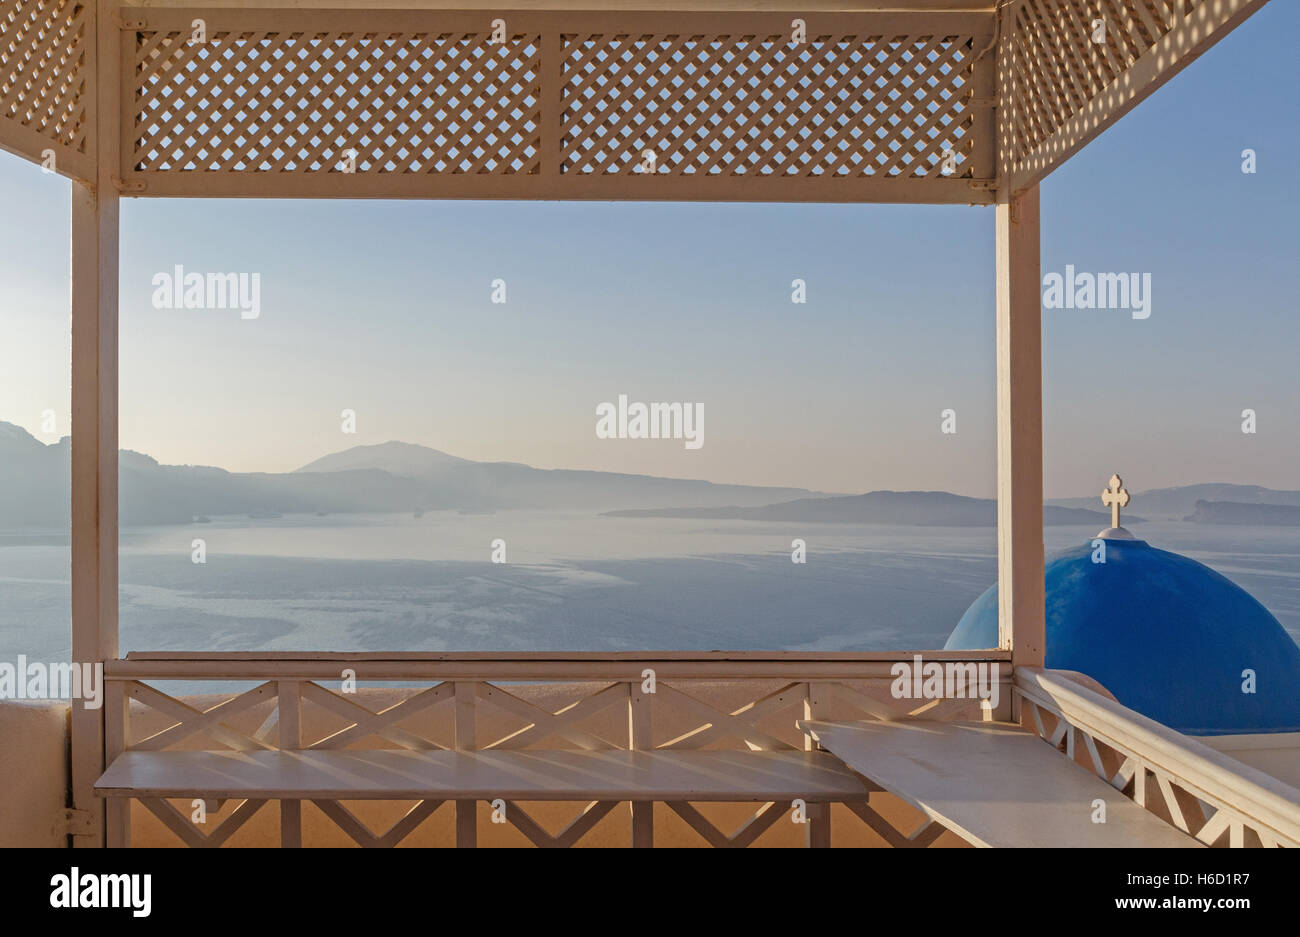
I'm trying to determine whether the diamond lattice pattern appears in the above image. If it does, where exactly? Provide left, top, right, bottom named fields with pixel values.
left=562, top=31, right=976, bottom=177
left=131, top=30, right=541, bottom=173
left=0, top=0, right=87, bottom=152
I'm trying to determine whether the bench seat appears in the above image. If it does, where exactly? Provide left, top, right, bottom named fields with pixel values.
left=799, top=719, right=1202, bottom=848
left=95, top=748, right=874, bottom=803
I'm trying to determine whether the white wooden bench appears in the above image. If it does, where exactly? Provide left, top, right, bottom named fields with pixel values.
left=96, top=748, right=874, bottom=847
left=799, top=719, right=1202, bottom=848
left=93, top=656, right=1011, bottom=847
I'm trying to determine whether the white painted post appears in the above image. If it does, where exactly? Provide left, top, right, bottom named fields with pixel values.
left=279, top=681, right=303, bottom=847
left=995, top=185, right=1046, bottom=685
left=70, top=0, right=121, bottom=848
left=70, top=179, right=119, bottom=847
left=455, top=682, right=477, bottom=847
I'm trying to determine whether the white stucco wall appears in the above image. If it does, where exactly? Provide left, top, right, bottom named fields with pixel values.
left=0, top=700, right=71, bottom=847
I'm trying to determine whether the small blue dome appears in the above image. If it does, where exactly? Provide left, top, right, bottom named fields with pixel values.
left=946, top=538, right=1300, bottom=736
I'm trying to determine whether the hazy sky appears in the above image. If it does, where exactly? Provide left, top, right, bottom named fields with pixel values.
left=1, top=3, right=1297, bottom=499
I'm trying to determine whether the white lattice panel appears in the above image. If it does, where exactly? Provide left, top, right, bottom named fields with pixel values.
left=114, top=10, right=997, bottom=202
left=561, top=31, right=978, bottom=178
left=0, top=0, right=87, bottom=151
left=131, top=28, right=540, bottom=174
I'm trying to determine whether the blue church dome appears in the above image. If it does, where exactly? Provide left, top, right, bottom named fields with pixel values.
left=946, top=536, right=1300, bottom=736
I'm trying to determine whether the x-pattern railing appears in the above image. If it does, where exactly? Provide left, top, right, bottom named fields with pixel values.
left=106, top=667, right=996, bottom=847
left=1016, top=668, right=1300, bottom=849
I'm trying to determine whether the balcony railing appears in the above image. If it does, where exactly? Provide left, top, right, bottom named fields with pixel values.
left=101, top=650, right=1008, bottom=847
left=1016, top=667, right=1300, bottom=848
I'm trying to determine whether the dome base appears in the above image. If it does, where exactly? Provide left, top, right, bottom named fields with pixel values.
left=1095, top=526, right=1136, bottom=540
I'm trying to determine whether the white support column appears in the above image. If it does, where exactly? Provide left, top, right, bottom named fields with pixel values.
left=454, top=682, right=477, bottom=847
left=70, top=181, right=119, bottom=848
left=70, top=0, right=120, bottom=847
left=995, top=185, right=1045, bottom=678
left=278, top=681, right=303, bottom=847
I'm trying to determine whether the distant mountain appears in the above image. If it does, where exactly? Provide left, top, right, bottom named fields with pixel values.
left=0, top=420, right=46, bottom=453
left=4, top=420, right=1289, bottom=531
left=297, top=440, right=472, bottom=476
left=293, top=440, right=827, bottom=513
left=1050, top=484, right=1300, bottom=519
left=0, top=423, right=828, bottom=526
left=1186, top=500, right=1300, bottom=526
left=606, top=490, right=1124, bottom=527
left=0, top=426, right=430, bottom=527
left=0, top=426, right=67, bottom=526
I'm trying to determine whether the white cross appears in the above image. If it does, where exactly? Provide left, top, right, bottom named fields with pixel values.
left=1101, top=474, right=1130, bottom=528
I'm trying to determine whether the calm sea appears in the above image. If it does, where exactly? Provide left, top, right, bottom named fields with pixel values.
left=2, top=514, right=1298, bottom=662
